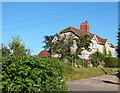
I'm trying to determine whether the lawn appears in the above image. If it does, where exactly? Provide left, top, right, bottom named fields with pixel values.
left=63, top=67, right=118, bottom=81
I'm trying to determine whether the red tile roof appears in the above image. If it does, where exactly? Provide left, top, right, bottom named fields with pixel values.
left=96, top=35, right=107, bottom=45
left=59, top=26, right=115, bottom=48
left=37, top=50, right=50, bottom=58
left=59, top=26, right=88, bottom=36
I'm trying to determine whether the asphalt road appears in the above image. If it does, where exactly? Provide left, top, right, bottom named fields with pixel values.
left=67, top=73, right=120, bottom=92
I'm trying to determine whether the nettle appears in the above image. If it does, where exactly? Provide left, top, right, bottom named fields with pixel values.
left=2, top=56, right=67, bottom=92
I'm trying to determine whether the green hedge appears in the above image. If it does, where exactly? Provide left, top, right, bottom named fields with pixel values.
left=105, top=57, right=118, bottom=67
left=2, top=56, right=67, bottom=92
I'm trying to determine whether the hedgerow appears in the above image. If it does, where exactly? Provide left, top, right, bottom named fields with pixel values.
left=2, top=56, right=67, bottom=92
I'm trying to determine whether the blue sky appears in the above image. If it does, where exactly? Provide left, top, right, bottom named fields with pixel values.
left=2, top=2, right=118, bottom=55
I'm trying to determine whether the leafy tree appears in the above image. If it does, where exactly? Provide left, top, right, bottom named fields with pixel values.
left=1, top=44, right=11, bottom=57
left=43, top=34, right=74, bottom=59
left=43, top=35, right=54, bottom=56
left=75, top=35, right=92, bottom=67
left=89, top=51, right=105, bottom=67
left=53, top=34, right=74, bottom=59
left=103, top=47, right=107, bottom=57
left=103, top=47, right=112, bottom=57
left=8, top=36, right=31, bottom=56
left=108, top=50, right=112, bottom=57
left=43, top=34, right=92, bottom=67
left=76, top=35, right=92, bottom=56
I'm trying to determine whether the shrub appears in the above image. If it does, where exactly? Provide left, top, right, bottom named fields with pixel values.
left=60, top=61, right=74, bottom=77
left=2, top=56, right=67, bottom=92
left=76, top=58, right=83, bottom=67
left=105, top=57, right=118, bottom=67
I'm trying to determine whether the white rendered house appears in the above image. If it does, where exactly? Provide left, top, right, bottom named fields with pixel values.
left=54, top=21, right=116, bottom=59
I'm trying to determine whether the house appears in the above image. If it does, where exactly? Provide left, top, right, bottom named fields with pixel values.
left=37, top=21, right=116, bottom=59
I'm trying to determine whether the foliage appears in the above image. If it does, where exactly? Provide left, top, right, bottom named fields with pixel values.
left=105, top=57, right=118, bottom=67
left=89, top=51, right=105, bottom=67
left=116, top=26, right=120, bottom=66
left=1, top=44, right=11, bottom=57
left=2, top=56, right=67, bottom=92
left=117, top=25, right=120, bottom=58
left=73, top=35, right=92, bottom=67
left=108, top=50, right=112, bottom=57
left=43, top=35, right=54, bottom=56
left=43, top=34, right=92, bottom=68
left=76, top=58, right=83, bottom=67
left=103, top=47, right=112, bottom=57
left=53, top=34, right=74, bottom=59
left=66, top=54, right=79, bottom=67
left=103, top=47, right=107, bottom=57
left=60, top=61, right=75, bottom=80
left=8, top=36, right=31, bottom=56
left=43, top=34, right=74, bottom=59
left=75, top=35, right=92, bottom=56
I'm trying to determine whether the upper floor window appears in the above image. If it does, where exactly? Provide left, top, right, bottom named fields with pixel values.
left=92, top=43, right=96, bottom=48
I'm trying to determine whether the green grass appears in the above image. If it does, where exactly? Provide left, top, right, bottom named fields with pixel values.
left=63, top=67, right=118, bottom=81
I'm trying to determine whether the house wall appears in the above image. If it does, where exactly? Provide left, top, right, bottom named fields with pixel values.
left=79, top=35, right=116, bottom=59
left=53, top=32, right=116, bottom=59
left=109, top=47, right=116, bottom=57
left=97, top=44, right=104, bottom=53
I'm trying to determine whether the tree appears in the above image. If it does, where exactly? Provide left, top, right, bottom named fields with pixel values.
left=8, top=36, right=31, bottom=56
left=1, top=44, right=11, bottom=57
left=43, top=35, right=54, bottom=57
left=103, top=47, right=112, bottom=57
left=108, top=50, right=112, bottom=57
left=76, top=35, right=92, bottom=55
left=52, top=34, right=74, bottom=59
left=43, top=34, right=92, bottom=67
left=89, top=51, right=105, bottom=67
left=43, top=34, right=74, bottom=59
left=117, top=25, right=120, bottom=67
left=75, top=35, right=92, bottom=67
left=103, top=47, right=107, bottom=57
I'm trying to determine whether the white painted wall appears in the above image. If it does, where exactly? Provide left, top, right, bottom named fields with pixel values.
left=53, top=32, right=116, bottom=59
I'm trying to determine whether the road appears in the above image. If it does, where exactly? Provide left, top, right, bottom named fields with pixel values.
left=67, top=73, right=120, bottom=92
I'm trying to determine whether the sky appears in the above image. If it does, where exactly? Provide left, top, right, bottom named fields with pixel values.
left=2, top=2, right=118, bottom=55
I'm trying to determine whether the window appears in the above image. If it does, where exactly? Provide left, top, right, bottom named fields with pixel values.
left=92, top=43, right=95, bottom=48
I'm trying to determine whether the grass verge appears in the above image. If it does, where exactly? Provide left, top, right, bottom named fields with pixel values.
left=63, top=66, right=118, bottom=81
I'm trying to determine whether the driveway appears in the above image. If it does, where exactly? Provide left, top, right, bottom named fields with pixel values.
left=67, top=73, right=120, bottom=92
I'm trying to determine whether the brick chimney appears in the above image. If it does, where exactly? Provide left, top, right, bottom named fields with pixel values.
left=80, top=21, right=90, bottom=34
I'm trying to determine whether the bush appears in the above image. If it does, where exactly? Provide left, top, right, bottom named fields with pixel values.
left=105, top=57, right=118, bottom=67
left=76, top=58, right=83, bottom=67
left=60, top=61, right=74, bottom=76
left=2, top=56, right=67, bottom=92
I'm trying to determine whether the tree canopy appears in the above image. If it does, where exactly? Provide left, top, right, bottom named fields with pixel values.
left=43, top=33, right=92, bottom=61
left=89, top=51, right=105, bottom=67
left=117, top=25, right=120, bottom=67
left=2, top=36, right=31, bottom=57
left=117, top=25, right=120, bottom=58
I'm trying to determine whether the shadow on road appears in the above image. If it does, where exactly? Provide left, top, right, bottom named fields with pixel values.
left=99, top=67, right=120, bottom=85
left=102, top=80, right=120, bottom=85
left=102, top=71, right=120, bottom=85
